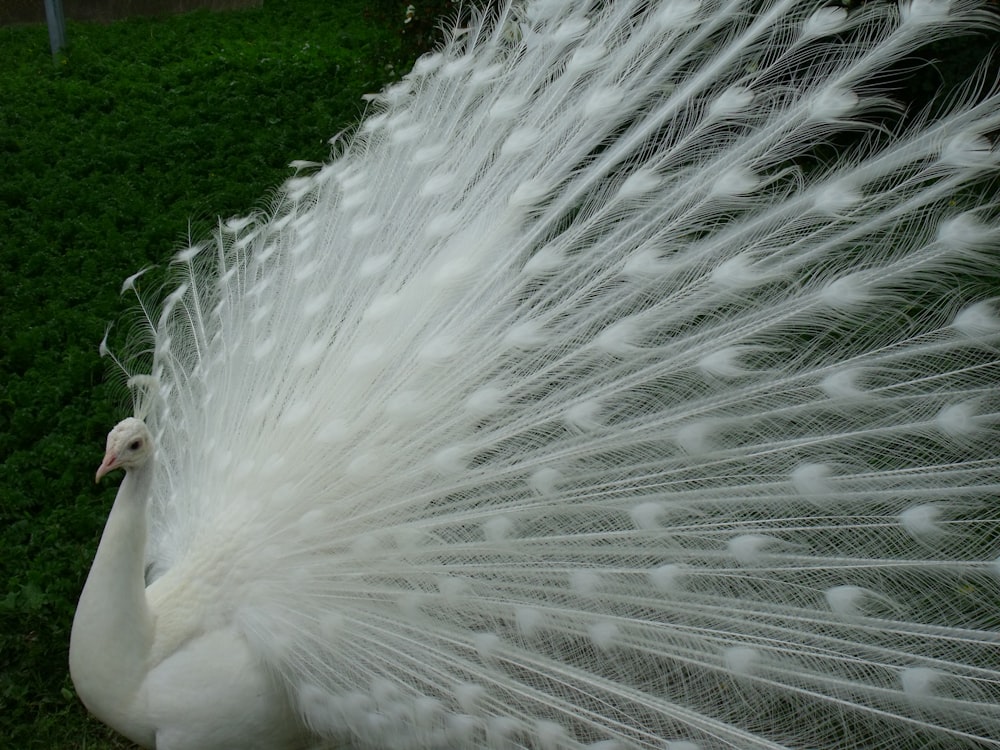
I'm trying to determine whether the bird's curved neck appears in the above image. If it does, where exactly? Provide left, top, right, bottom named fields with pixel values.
left=70, top=461, right=156, bottom=746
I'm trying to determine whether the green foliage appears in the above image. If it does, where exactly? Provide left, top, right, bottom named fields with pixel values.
left=0, top=2, right=434, bottom=746
left=368, top=0, right=508, bottom=60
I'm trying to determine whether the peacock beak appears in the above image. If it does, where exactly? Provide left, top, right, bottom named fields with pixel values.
left=95, top=453, right=119, bottom=483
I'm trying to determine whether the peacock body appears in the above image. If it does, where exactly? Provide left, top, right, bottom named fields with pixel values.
left=71, top=0, right=1000, bottom=748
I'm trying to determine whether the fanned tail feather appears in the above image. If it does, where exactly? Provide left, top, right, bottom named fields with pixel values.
left=126, top=0, right=1000, bottom=747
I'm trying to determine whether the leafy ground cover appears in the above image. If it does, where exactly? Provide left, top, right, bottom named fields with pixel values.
left=0, top=1, right=455, bottom=745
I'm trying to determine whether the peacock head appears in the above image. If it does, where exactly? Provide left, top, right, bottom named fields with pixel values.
left=95, top=418, right=154, bottom=482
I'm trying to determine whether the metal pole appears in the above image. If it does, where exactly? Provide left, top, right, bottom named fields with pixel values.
left=44, top=0, right=67, bottom=62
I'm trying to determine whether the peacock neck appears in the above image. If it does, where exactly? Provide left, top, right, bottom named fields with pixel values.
left=69, top=461, right=156, bottom=747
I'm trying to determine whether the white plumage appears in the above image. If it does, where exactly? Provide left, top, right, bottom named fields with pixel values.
left=71, top=1, right=1000, bottom=748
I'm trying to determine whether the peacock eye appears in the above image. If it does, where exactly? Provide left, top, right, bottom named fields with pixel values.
left=129, top=440, right=142, bottom=451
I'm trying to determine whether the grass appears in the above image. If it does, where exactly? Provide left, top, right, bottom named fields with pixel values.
left=0, top=1, right=456, bottom=745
